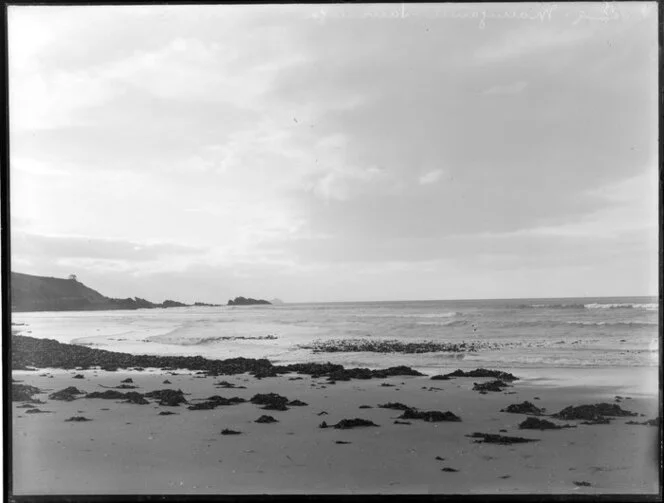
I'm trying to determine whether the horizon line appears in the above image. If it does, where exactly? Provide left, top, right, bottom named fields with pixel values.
left=10, top=270, right=658, bottom=306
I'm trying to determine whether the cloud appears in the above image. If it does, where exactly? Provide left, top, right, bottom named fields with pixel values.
left=309, top=165, right=387, bottom=201
left=8, top=5, right=658, bottom=301
left=12, top=232, right=207, bottom=263
left=482, top=81, right=528, bottom=95
left=418, top=169, right=444, bottom=185
left=473, top=24, right=593, bottom=64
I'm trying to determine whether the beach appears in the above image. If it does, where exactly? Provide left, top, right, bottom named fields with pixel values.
left=12, top=358, right=659, bottom=495
left=10, top=299, right=660, bottom=495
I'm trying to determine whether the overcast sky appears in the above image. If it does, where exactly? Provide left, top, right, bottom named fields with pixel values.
left=9, top=3, right=658, bottom=303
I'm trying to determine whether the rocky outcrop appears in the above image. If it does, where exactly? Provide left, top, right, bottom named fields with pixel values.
left=160, top=300, right=188, bottom=308
left=227, top=296, right=271, bottom=306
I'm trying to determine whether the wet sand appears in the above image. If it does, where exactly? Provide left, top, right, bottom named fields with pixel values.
left=11, top=366, right=659, bottom=495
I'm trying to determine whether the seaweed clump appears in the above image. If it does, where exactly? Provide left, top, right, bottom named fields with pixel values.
left=49, top=387, right=86, bottom=401
left=501, top=401, right=544, bottom=415
left=333, top=418, right=379, bottom=429
left=552, top=403, right=637, bottom=423
left=466, top=432, right=539, bottom=444
left=399, top=409, right=461, bottom=422
left=12, top=383, right=43, bottom=402
left=518, top=417, right=574, bottom=430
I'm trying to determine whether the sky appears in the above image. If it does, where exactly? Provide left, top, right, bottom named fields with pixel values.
left=8, top=2, right=659, bottom=303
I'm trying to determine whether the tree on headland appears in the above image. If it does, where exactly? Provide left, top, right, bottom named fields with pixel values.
left=68, top=274, right=78, bottom=282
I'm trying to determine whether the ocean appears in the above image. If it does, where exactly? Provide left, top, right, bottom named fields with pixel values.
left=12, top=296, right=659, bottom=373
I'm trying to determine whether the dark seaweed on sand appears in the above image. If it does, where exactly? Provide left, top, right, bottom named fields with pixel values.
left=144, top=389, right=188, bottom=406
left=626, top=417, right=660, bottom=426
left=378, top=402, right=413, bottom=411
left=399, top=409, right=461, bottom=422
left=86, top=390, right=128, bottom=400
left=12, top=383, right=43, bottom=402
left=12, top=334, right=425, bottom=382
left=124, top=392, right=149, bottom=405
left=188, top=395, right=245, bottom=410
left=518, top=417, right=574, bottom=430
left=299, top=339, right=501, bottom=355
left=501, top=401, right=544, bottom=415
left=215, top=380, right=246, bottom=389
left=552, top=403, right=637, bottom=421
left=472, top=380, right=510, bottom=393
left=65, top=416, right=92, bottom=422
left=445, top=369, right=519, bottom=381
left=255, top=415, right=278, bottom=423
left=250, top=393, right=290, bottom=410
left=466, top=432, right=539, bottom=444
left=221, top=429, right=241, bottom=435
left=49, top=387, right=85, bottom=401
left=333, top=418, right=379, bottom=429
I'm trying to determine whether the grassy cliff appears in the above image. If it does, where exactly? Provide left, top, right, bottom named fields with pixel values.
left=11, top=272, right=188, bottom=312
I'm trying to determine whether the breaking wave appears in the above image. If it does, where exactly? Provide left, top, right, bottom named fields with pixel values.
left=415, top=320, right=469, bottom=327
left=354, top=311, right=461, bottom=319
left=566, top=321, right=658, bottom=328
left=516, top=302, right=658, bottom=311
left=517, top=303, right=586, bottom=309
left=584, top=303, right=658, bottom=311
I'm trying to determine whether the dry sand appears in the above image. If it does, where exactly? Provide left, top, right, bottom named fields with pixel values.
left=11, top=366, right=660, bottom=495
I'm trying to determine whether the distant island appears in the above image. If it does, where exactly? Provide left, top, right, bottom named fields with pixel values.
left=10, top=272, right=200, bottom=312
left=227, top=296, right=272, bottom=306
left=193, top=301, right=222, bottom=307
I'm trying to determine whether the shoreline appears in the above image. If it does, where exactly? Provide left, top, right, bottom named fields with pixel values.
left=11, top=336, right=661, bottom=495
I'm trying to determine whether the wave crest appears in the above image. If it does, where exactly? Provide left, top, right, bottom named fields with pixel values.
left=584, top=303, right=658, bottom=310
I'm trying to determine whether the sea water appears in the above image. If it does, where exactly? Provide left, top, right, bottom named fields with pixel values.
left=12, top=296, right=659, bottom=373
